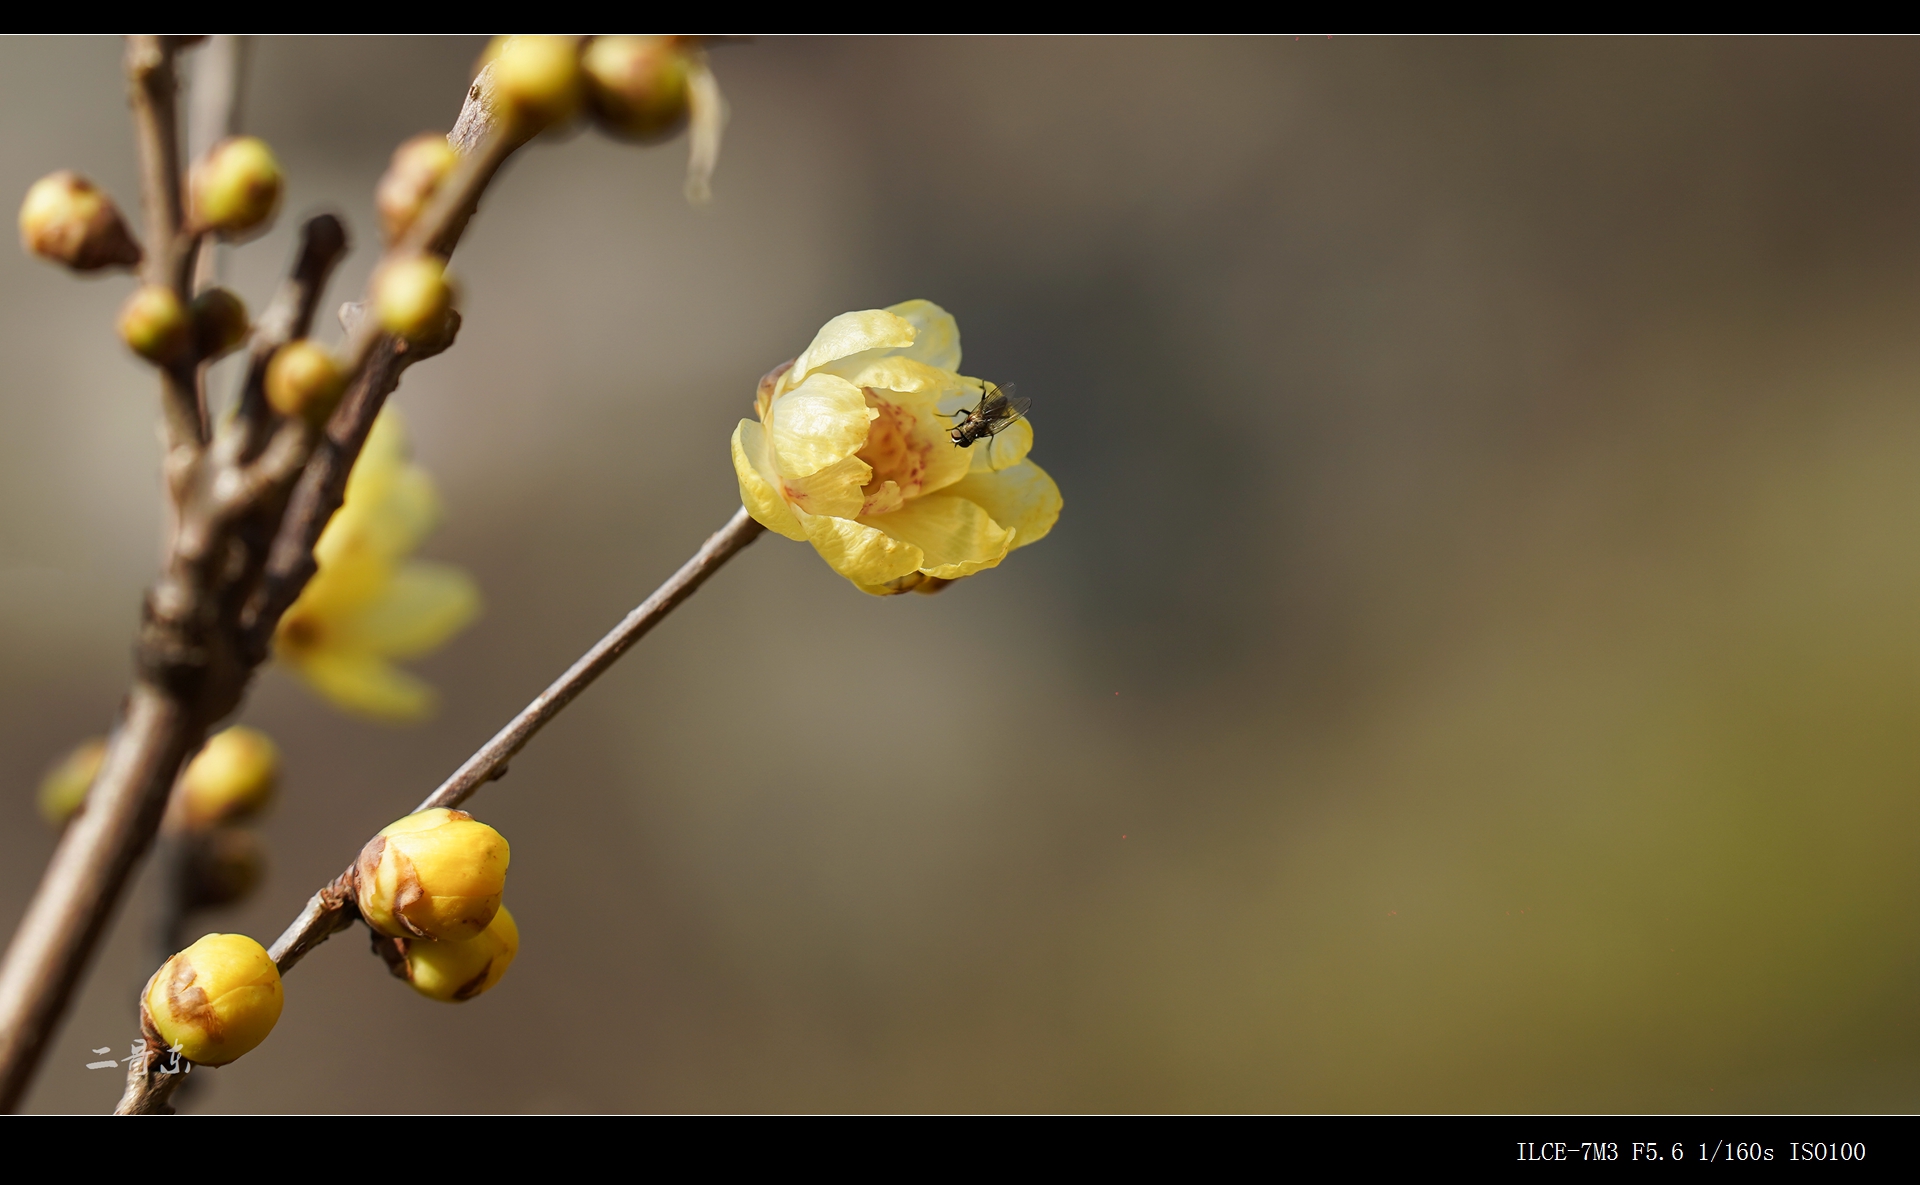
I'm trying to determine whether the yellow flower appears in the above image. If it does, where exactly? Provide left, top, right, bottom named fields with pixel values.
left=730, top=300, right=1063, bottom=595
left=274, top=409, right=479, bottom=720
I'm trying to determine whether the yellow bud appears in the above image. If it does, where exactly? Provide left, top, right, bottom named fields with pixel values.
left=180, top=726, right=277, bottom=829
left=117, top=285, right=191, bottom=365
left=38, top=737, right=105, bottom=826
left=352, top=807, right=509, bottom=942
left=372, top=255, right=453, bottom=341
left=394, top=904, right=519, bottom=1002
left=189, top=286, right=249, bottom=362
left=376, top=133, right=460, bottom=244
left=181, top=828, right=266, bottom=909
left=264, top=340, right=346, bottom=422
left=144, top=933, right=283, bottom=1066
left=583, top=36, right=691, bottom=142
left=486, top=35, right=584, bottom=130
left=190, top=136, right=283, bottom=239
left=18, top=171, right=141, bottom=271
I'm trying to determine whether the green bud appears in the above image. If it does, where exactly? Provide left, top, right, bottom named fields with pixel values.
left=38, top=737, right=105, bottom=826
left=191, top=136, right=283, bottom=240
left=373, top=255, right=454, bottom=341
left=18, top=171, right=141, bottom=271
left=118, top=285, right=191, bottom=365
left=376, top=134, right=460, bottom=244
left=264, top=340, right=346, bottom=422
left=486, top=35, right=584, bottom=130
left=189, top=287, right=249, bottom=362
left=583, top=36, right=691, bottom=142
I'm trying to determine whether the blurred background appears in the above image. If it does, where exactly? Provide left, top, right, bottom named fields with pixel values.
left=3, top=35, right=1920, bottom=1113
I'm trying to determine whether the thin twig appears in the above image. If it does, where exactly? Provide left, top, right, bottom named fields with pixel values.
left=117, top=508, right=764, bottom=1116
left=270, top=506, right=765, bottom=973
left=125, top=37, right=203, bottom=457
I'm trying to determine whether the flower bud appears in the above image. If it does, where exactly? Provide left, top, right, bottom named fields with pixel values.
left=18, top=171, right=141, bottom=271
left=352, top=807, right=509, bottom=942
left=390, top=904, right=519, bottom=1002
left=38, top=737, right=105, bottom=826
left=583, top=36, right=691, bottom=142
left=375, top=134, right=460, bottom=244
left=373, top=255, right=453, bottom=341
left=264, top=340, right=346, bottom=422
left=486, top=35, right=584, bottom=130
left=117, top=285, right=191, bottom=365
left=189, top=286, right=249, bottom=362
left=144, top=933, right=283, bottom=1066
left=179, top=726, right=277, bottom=829
left=181, top=828, right=266, bottom=910
left=190, top=136, right=283, bottom=240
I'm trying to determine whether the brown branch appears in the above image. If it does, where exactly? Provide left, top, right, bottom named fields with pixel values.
left=115, top=508, right=763, bottom=1116
left=125, top=37, right=203, bottom=456
left=267, top=508, right=764, bottom=973
left=0, top=72, right=518, bottom=1115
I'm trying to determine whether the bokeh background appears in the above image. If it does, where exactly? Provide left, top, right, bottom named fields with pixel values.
left=4, top=35, right=1920, bottom=1113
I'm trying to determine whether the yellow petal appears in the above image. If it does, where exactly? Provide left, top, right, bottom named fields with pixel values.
left=783, top=453, right=871, bottom=519
left=790, top=310, right=917, bottom=385
left=826, top=356, right=959, bottom=404
left=732, top=420, right=806, bottom=541
left=884, top=299, right=962, bottom=371
left=281, top=549, right=390, bottom=626
left=340, top=561, right=480, bottom=658
left=968, top=416, right=1033, bottom=473
left=945, top=459, right=1063, bottom=550
left=766, top=373, right=875, bottom=480
left=288, top=649, right=436, bottom=721
left=861, top=493, right=1012, bottom=579
left=797, top=507, right=924, bottom=587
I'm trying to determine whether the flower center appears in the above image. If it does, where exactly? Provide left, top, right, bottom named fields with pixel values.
left=856, top=389, right=929, bottom=515
left=278, top=612, right=323, bottom=656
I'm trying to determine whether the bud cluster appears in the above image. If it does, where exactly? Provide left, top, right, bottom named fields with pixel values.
left=353, top=808, right=519, bottom=1002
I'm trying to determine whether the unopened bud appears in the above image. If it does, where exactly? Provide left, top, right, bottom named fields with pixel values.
left=38, top=737, right=105, bottom=826
left=181, top=828, right=266, bottom=910
left=18, top=171, right=141, bottom=271
left=143, top=933, right=283, bottom=1066
left=264, top=340, right=346, bottom=422
left=180, top=726, right=278, bottom=829
left=583, top=36, right=691, bottom=142
left=386, top=904, right=519, bottom=1002
left=352, top=807, right=509, bottom=942
left=373, top=255, right=453, bottom=341
left=376, top=134, right=460, bottom=244
left=189, top=286, right=249, bottom=362
left=486, top=35, right=584, bottom=130
left=118, top=285, right=191, bottom=365
left=190, top=136, right=283, bottom=240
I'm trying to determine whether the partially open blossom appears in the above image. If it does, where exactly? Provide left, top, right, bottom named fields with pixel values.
left=352, top=807, right=509, bottom=942
left=144, top=933, right=283, bottom=1066
left=732, top=300, right=1062, bottom=594
left=273, top=409, right=479, bottom=720
left=190, top=136, right=283, bottom=240
left=376, top=134, right=459, bottom=243
left=18, top=171, right=141, bottom=271
left=179, top=726, right=278, bottom=829
left=390, top=904, right=519, bottom=1002
left=38, top=737, right=105, bottom=825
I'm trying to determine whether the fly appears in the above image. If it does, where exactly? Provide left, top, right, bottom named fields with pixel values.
left=949, top=381, right=1030, bottom=452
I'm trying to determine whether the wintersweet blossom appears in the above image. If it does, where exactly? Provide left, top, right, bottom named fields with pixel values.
left=731, top=300, right=1062, bottom=594
left=273, top=409, right=479, bottom=720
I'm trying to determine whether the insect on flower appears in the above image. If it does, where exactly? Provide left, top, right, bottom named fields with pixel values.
left=948, top=381, right=1030, bottom=467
